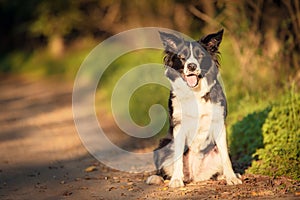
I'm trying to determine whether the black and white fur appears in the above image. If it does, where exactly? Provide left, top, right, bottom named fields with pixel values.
left=147, top=30, right=242, bottom=187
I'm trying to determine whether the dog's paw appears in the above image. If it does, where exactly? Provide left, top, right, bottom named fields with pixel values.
left=169, top=178, right=184, bottom=188
left=226, top=175, right=242, bottom=185
left=216, top=174, right=226, bottom=181
left=146, top=175, right=164, bottom=185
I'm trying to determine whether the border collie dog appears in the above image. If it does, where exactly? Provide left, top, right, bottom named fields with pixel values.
left=146, top=30, right=242, bottom=188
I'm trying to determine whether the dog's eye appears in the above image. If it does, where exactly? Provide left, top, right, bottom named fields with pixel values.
left=195, top=49, right=204, bottom=58
left=198, top=52, right=204, bottom=58
left=178, top=49, right=189, bottom=61
left=178, top=54, right=186, bottom=61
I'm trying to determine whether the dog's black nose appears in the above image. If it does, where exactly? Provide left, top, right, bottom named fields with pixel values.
left=187, top=63, right=197, bottom=71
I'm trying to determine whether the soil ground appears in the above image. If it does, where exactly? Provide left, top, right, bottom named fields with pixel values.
left=0, top=75, right=299, bottom=200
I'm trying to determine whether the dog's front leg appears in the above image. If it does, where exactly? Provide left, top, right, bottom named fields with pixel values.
left=212, top=120, right=242, bottom=185
left=169, top=125, right=185, bottom=188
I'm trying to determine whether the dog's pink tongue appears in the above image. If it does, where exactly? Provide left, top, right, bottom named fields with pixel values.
left=186, top=75, right=197, bottom=87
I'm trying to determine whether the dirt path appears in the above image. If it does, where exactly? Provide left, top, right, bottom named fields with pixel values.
left=0, top=75, right=299, bottom=200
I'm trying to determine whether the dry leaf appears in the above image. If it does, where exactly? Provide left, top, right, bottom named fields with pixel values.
left=35, top=183, right=47, bottom=189
left=251, top=190, right=273, bottom=196
left=127, top=182, right=134, bottom=186
left=161, top=187, right=168, bottom=191
left=120, top=185, right=126, bottom=189
left=85, top=166, right=97, bottom=173
left=63, top=191, right=73, bottom=196
left=107, top=187, right=117, bottom=191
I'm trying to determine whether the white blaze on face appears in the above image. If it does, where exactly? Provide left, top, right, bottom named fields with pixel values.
left=183, top=43, right=201, bottom=88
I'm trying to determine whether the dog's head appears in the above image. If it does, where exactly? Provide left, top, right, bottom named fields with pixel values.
left=159, top=30, right=223, bottom=88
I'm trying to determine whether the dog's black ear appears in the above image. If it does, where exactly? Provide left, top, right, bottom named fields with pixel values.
left=199, top=29, right=224, bottom=54
left=159, top=31, right=183, bottom=53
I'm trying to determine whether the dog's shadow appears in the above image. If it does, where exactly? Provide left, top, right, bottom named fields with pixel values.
left=229, top=107, right=271, bottom=174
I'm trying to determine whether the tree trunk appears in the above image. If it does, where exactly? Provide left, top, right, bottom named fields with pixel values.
left=48, top=34, right=64, bottom=58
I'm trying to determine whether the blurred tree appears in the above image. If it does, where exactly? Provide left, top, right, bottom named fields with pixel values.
left=0, top=0, right=299, bottom=85
left=29, top=0, right=83, bottom=57
left=27, top=0, right=192, bottom=56
left=189, top=0, right=300, bottom=89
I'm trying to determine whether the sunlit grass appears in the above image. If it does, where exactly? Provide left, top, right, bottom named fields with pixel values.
left=0, top=36, right=289, bottom=140
left=96, top=49, right=170, bottom=137
left=219, top=37, right=284, bottom=140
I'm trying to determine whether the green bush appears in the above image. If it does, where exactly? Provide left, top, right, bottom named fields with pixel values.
left=229, top=107, right=271, bottom=172
left=247, top=90, right=300, bottom=180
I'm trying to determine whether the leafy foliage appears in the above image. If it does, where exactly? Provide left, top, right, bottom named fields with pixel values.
left=247, top=89, right=300, bottom=180
left=229, top=107, right=271, bottom=172
left=230, top=87, right=300, bottom=180
left=29, top=0, right=83, bottom=38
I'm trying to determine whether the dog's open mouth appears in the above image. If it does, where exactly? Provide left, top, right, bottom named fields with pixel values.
left=184, top=74, right=199, bottom=88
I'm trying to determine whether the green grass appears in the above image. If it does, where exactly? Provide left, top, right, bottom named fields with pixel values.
left=96, top=49, right=170, bottom=137
left=0, top=36, right=288, bottom=139
left=218, top=37, right=282, bottom=140
left=1, top=37, right=298, bottom=179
